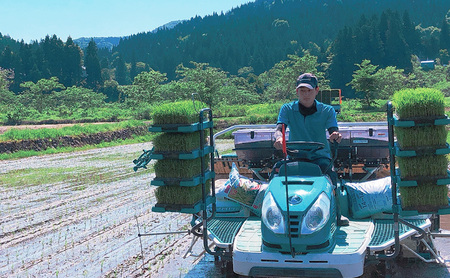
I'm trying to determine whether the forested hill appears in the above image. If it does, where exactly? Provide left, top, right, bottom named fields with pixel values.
left=0, top=0, right=449, bottom=95
left=113, top=0, right=450, bottom=80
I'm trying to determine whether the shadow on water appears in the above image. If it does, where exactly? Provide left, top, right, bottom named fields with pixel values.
left=184, top=253, right=230, bottom=278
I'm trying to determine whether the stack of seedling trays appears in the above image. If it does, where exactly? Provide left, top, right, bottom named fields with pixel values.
left=390, top=88, right=450, bottom=216
left=149, top=100, right=215, bottom=214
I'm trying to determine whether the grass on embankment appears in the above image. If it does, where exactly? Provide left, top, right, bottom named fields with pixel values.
left=0, top=132, right=155, bottom=161
left=0, top=120, right=147, bottom=141
left=0, top=120, right=155, bottom=160
left=0, top=98, right=448, bottom=160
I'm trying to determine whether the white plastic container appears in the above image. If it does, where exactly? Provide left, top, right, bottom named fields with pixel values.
left=333, top=125, right=389, bottom=163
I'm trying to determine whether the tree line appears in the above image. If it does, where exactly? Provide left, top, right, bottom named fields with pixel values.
left=1, top=48, right=449, bottom=125
left=0, top=0, right=449, bottom=95
left=0, top=0, right=449, bottom=124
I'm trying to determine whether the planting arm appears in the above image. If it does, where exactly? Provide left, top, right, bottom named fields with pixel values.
left=133, top=148, right=154, bottom=171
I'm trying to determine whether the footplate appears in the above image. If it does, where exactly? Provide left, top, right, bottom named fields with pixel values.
left=368, top=218, right=430, bottom=252
left=208, top=217, right=247, bottom=248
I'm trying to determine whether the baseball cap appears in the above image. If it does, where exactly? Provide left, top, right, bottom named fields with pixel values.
left=296, top=73, right=318, bottom=89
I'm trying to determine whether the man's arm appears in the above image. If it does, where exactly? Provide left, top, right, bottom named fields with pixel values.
left=273, top=123, right=286, bottom=149
left=328, top=126, right=342, bottom=143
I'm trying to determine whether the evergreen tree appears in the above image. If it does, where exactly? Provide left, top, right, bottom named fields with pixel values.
left=32, top=43, right=48, bottom=80
left=62, top=37, right=82, bottom=87
left=402, top=11, right=421, bottom=55
left=129, top=53, right=137, bottom=81
left=329, top=27, right=356, bottom=95
left=18, top=41, right=34, bottom=80
left=0, top=45, right=14, bottom=70
left=115, top=56, right=128, bottom=85
left=29, top=63, right=42, bottom=83
left=84, top=40, right=103, bottom=89
left=354, top=15, right=384, bottom=66
left=382, top=10, right=411, bottom=71
left=440, top=18, right=450, bottom=51
left=42, top=35, right=65, bottom=80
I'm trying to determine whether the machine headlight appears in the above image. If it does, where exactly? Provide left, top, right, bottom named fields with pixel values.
left=262, top=192, right=285, bottom=234
left=301, top=192, right=331, bottom=235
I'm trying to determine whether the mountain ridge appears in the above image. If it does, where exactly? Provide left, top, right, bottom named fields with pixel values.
left=73, top=20, right=183, bottom=49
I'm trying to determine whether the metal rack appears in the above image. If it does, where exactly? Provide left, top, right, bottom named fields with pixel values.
left=376, top=101, right=450, bottom=263
left=147, top=108, right=216, bottom=215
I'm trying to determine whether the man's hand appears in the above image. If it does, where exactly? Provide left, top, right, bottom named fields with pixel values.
left=329, top=131, right=342, bottom=143
left=274, top=137, right=284, bottom=150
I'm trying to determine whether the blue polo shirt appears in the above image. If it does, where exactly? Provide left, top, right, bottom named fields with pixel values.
left=277, top=100, right=338, bottom=159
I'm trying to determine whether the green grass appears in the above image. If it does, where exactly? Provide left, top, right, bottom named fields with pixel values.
left=0, top=166, right=98, bottom=188
left=0, top=133, right=155, bottom=160
left=0, top=97, right=448, bottom=160
left=338, top=99, right=387, bottom=122
left=392, top=88, right=445, bottom=119
left=215, top=102, right=283, bottom=118
left=1, top=159, right=152, bottom=188
left=0, top=120, right=147, bottom=142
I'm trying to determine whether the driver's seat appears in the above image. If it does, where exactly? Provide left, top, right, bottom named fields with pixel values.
left=278, top=161, right=322, bottom=177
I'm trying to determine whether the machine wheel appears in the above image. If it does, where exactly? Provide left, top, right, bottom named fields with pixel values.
left=224, top=261, right=240, bottom=278
left=214, top=255, right=221, bottom=266
left=369, top=260, right=386, bottom=278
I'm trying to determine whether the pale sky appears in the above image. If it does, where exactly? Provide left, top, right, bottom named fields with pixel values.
left=0, top=0, right=253, bottom=43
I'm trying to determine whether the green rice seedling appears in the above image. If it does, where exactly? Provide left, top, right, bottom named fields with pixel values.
left=152, top=100, right=208, bottom=125
left=395, top=125, right=448, bottom=149
left=152, top=131, right=208, bottom=152
left=392, top=88, right=445, bottom=119
left=155, top=180, right=211, bottom=205
left=397, top=155, right=448, bottom=179
left=400, top=184, right=449, bottom=210
left=154, top=156, right=210, bottom=179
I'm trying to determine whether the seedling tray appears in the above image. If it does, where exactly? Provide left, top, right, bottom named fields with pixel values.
left=394, top=170, right=450, bottom=187
left=399, top=197, right=450, bottom=216
left=151, top=170, right=215, bottom=186
left=152, top=196, right=215, bottom=214
left=392, top=115, right=450, bottom=127
left=394, top=143, right=450, bottom=157
left=149, top=120, right=213, bottom=133
left=150, top=146, right=214, bottom=160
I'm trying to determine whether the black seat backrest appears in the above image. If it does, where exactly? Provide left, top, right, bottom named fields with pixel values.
left=278, top=161, right=322, bottom=177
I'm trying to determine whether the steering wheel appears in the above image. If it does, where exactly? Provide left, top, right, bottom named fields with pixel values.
left=284, top=141, right=325, bottom=160
left=286, top=141, right=324, bottom=152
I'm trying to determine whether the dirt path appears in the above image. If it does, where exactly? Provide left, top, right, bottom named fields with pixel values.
left=1, top=140, right=449, bottom=278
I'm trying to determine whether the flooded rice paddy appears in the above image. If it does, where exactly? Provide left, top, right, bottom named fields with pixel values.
left=1, top=140, right=449, bottom=278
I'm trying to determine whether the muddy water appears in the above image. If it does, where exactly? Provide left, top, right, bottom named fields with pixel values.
left=0, top=140, right=235, bottom=278
left=0, top=143, right=190, bottom=277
